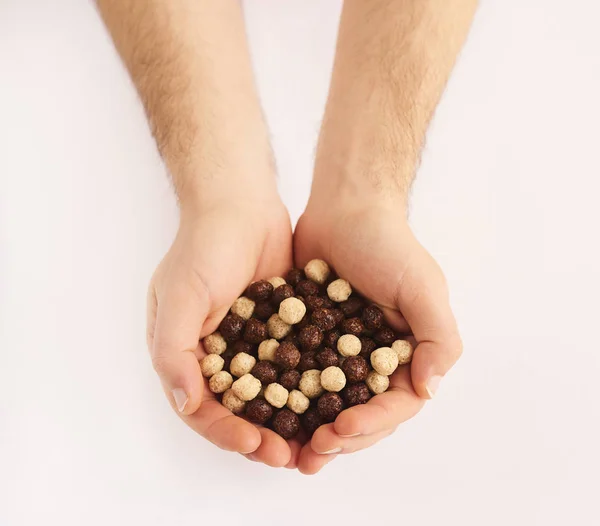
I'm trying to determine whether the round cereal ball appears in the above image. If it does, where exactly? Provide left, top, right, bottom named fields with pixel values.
left=341, top=355, right=369, bottom=383
left=304, top=294, right=333, bottom=312
left=272, top=409, right=300, bottom=439
left=264, top=383, right=289, bottom=409
left=253, top=301, right=275, bottom=321
left=222, top=388, right=246, bottom=414
left=298, top=324, right=323, bottom=351
left=341, top=317, right=365, bottom=336
left=324, top=329, right=341, bottom=348
left=366, top=370, right=390, bottom=394
left=246, top=280, right=274, bottom=302
left=279, top=369, right=301, bottom=391
left=230, top=296, right=256, bottom=320
left=271, top=284, right=295, bottom=307
left=231, top=340, right=256, bottom=357
left=302, top=408, right=323, bottom=437
left=311, top=308, right=338, bottom=331
left=299, top=369, right=324, bottom=399
left=371, top=347, right=399, bottom=376
left=218, top=314, right=245, bottom=342
left=229, top=352, right=256, bottom=377
left=297, top=350, right=319, bottom=372
left=359, top=337, right=377, bottom=358
left=362, top=304, right=384, bottom=330
left=340, top=296, right=364, bottom=317
left=267, top=314, right=292, bottom=340
left=287, top=389, right=310, bottom=414
left=285, top=268, right=304, bottom=287
left=246, top=398, right=273, bottom=425
left=258, top=338, right=280, bottom=362
left=304, top=259, right=331, bottom=285
left=267, top=276, right=287, bottom=289
left=278, top=297, right=307, bottom=325
left=392, top=339, right=414, bottom=365
left=374, top=327, right=397, bottom=347
left=343, top=383, right=371, bottom=406
left=251, top=361, right=278, bottom=384
left=243, top=318, right=268, bottom=344
left=203, top=332, right=227, bottom=355
left=209, top=371, right=233, bottom=394
left=327, top=279, right=352, bottom=302
left=275, top=341, right=301, bottom=370
left=316, top=347, right=339, bottom=369
left=231, top=373, right=262, bottom=401
left=317, top=392, right=344, bottom=422
left=337, top=334, right=362, bottom=357
left=320, top=366, right=347, bottom=392
left=200, top=354, right=224, bottom=377
left=295, top=279, right=320, bottom=297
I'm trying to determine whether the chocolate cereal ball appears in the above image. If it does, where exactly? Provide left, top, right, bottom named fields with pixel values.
left=296, top=279, right=320, bottom=298
left=246, top=280, right=274, bottom=302
left=272, top=409, right=300, bottom=439
left=285, top=268, right=304, bottom=287
left=275, top=341, right=301, bottom=370
left=253, top=301, right=275, bottom=321
left=271, top=284, right=295, bottom=307
left=324, top=329, right=341, bottom=348
left=311, top=308, right=338, bottom=332
left=340, top=297, right=364, bottom=318
left=302, top=408, right=323, bottom=437
left=219, top=314, right=245, bottom=342
left=231, top=340, right=256, bottom=357
left=279, top=369, right=301, bottom=391
left=374, top=327, right=397, bottom=347
left=359, top=337, right=377, bottom=358
left=246, top=398, right=273, bottom=425
left=343, top=383, right=371, bottom=406
left=341, top=355, right=369, bottom=383
left=297, top=350, right=319, bottom=372
left=362, top=304, right=384, bottom=330
left=316, top=347, right=339, bottom=369
left=298, top=324, right=323, bottom=351
left=243, top=318, right=268, bottom=344
left=342, top=317, right=365, bottom=336
left=317, top=392, right=344, bottom=422
left=304, top=295, right=333, bottom=312
left=251, top=361, right=278, bottom=384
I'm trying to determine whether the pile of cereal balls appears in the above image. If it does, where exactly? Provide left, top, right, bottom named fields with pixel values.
left=200, top=260, right=414, bottom=439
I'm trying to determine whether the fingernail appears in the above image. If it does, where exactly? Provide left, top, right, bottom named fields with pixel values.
left=339, top=433, right=360, bottom=438
left=172, top=388, right=188, bottom=412
left=426, top=375, right=443, bottom=398
left=319, top=447, right=342, bottom=455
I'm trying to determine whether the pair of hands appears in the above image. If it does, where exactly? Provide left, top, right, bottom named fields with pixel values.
left=146, top=179, right=462, bottom=474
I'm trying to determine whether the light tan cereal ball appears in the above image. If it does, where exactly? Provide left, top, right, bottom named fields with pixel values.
left=371, top=347, right=399, bottom=376
left=229, top=352, right=256, bottom=377
left=222, top=389, right=246, bottom=414
left=278, top=297, right=307, bottom=325
left=299, top=369, right=324, bottom=399
left=287, top=389, right=310, bottom=414
left=267, top=277, right=287, bottom=289
left=304, top=259, right=331, bottom=284
left=267, top=314, right=292, bottom=339
left=231, top=373, right=262, bottom=401
left=337, top=334, right=362, bottom=357
left=320, top=366, right=347, bottom=392
left=366, top=370, right=390, bottom=395
left=258, top=339, right=280, bottom=361
left=200, top=354, right=224, bottom=377
left=203, top=332, right=227, bottom=355
left=209, top=371, right=233, bottom=394
left=230, top=296, right=255, bottom=320
left=327, top=279, right=352, bottom=302
left=392, top=339, right=414, bottom=365
left=264, top=383, right=289, bottom=409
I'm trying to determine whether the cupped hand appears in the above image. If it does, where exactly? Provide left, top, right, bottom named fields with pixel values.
left=147, top=191, right=295, bottom=468
left=293, top=194, right=462, bottom=474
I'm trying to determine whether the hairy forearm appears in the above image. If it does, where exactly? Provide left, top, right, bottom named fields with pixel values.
left=315, top=0, right=478, bottom=201
left=96, top=0, right=273, bottom=208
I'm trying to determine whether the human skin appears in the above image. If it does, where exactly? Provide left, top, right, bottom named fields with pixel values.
left=96, top=0, right=478, bottom=473
left=294, top=0, right=478, bottom=474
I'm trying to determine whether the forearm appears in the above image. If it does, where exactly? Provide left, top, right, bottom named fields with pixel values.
left=314, top=0, right=478, bottom=202
left=96, top=0, right=274, bottom=209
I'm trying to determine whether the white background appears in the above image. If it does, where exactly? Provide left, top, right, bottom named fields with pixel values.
left=1, top=1, right=599, bottom=525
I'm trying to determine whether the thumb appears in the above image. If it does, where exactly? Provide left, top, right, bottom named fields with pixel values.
left=150, top=280, right=209, bottom=416
left=395, top=260, right=462, bottom=399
